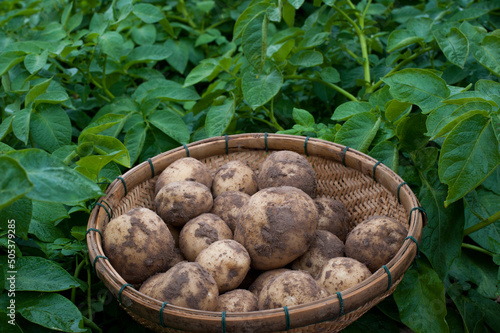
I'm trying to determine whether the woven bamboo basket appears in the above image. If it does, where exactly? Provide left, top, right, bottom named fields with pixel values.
left=87, top=133, right=424, bottom=333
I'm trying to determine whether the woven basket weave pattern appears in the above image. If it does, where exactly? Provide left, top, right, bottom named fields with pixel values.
left=87, top=134, right=423, bottom=333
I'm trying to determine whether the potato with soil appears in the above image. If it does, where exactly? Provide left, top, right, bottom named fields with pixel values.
left=345, top=215, right=408, bottom=272
left=103, top=208, right=174, bottom=284
left=154, top=157, right=212, bottom=195
left=195, top=239, right=251, bottom=293
left=212, top=160, right=258, bottom=197
left=291, top=230, right=345, bottom=278
left=139, top=261, right=218, bottom=311
left=316, top=257, right=371, bottom=294
left=234, top=186, right=318, bottom=270
left=258, top=150, right=316, bottom=197
left=314, top=197, right=351, bottom=242
left=211, top=191, right=250, bottom=232
left=179, top=213, right=233, bottom=261
left=216, top=289, right=258, bottom=312
left=248, top=268, right=290, bottom=296
left=257, top=270, right=329, bottom=310
left=155, top=181, right=213, bottom=227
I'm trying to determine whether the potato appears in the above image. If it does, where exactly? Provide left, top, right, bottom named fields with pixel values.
left=212, top=160, right=258, bottom=197
left=154, top=157, right=212, bottom=196
left=166, top=248, right=186, bottom=270
left=103, top=208, right=174, bottom=285
left=210, top=191, right=250, bottom=232
left=316, top=257, right=371, bottom=294
left=314, top=197, right=351, bottom=242
left=216, top=289, right=258, bottom=312
left=234, top=186, right=318, bottom=270
left=155, top=181, right=213, bottom=227
left=345, top=215, right=408, bottom=272
left=139, top=262, right=218, bottom=311
left=195, top=239, right=251, bottom=293
left=248, top=268, right=290, bottom=296
left=258, top=270, right=329, bottom=310
left=179, top=213, right=233, bottom=261
left=291, top=230, right=345, bottom=278
left=257, top=150, right=316, bottom=197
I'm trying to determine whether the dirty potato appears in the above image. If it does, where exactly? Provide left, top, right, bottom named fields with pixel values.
left=314, top=197, right=351, bottom=242
left=154, top=157, right=212, bottom=196
left=316, top=257, right=371, bottom=294
left=212, top=160, right=258, bottom=197
left=216, top=289, right=258, bottom=312
left=210, top=191, right=250, bottom=232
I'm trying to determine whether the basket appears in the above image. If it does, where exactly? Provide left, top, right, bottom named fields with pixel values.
left=86, top=133, right=424, bottom=333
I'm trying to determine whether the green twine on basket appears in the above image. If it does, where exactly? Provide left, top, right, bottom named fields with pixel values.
left=303, top=136, right=310, bottom=156
left=160, top=302, right=168, bottom=327
left=382, top=265, right=392, bottom=291
left=118, top=283, right=133, bottom=304
left=397, top=182, right=407, bottom=204
left=117, top=176, right=127, bottom=196
left=372, top=161, right=382, bottom=181
left=221, top=311, right=227, bottom=333
left=147, top=158, right=155, bottom=177
left=92, top=255, right=108, bottom=273
left=183, top=144, right=190, bottom=157
left=336, top=292, right=345, bottom=316
left=342, top=146, right=350, bottom=166
left=85, top=228, right=102, bottom=239
left=283, top=306, right=291, bottom=331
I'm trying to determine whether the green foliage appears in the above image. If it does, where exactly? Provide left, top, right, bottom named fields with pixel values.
left=1, top=0, right=499, bottom=331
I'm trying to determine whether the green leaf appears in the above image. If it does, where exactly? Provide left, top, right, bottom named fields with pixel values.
left=268, top=39, right=295, bottom=62
left=385, top=100, right=412, bottom=124
left=434, top=27, right=469, bottom=69
left=6, top=149, right=103, bottom=204
left=474, top=35, right=500, bottom=77
left=0, top=52, right=24, bottom=76
left=184, top=61, right=219, bottom=87
left=133, top=3, right=164, bottom=23
left=16, top=292, right=85, bottom=332
left=197, top=1, right=215, bottom=13
left=331, top=101, right=372, bottom=121
left=242, top=11, right=267, bottom=70
left=75, top=153, right=121, bottom=181
left=449, top=249, right=498, bottom=299
left=24, top=50, right=48, bottom=74
left=148, top=109, right=191, bottom=144
left=368, top=141, right=399, bottom=171
left=396, top=113, right=429, bottom=152
left=289, top=50, right=323, bottom=67
left=124, top=122, right=147, bottom=165
left=387, top=29, right=423, bottom=52
left=165, top=39, right=189, bottom=74
left=33, top=200, right=69, bottom=225
left=439, top=114, right=500, bottom=206
left=393, top=261, right=448, bottom=333
left=419, top=168, right=464, bottom=280
left=293, top=108, right=315, bottom=127
left=241, top=64, right=283, bottom=109
left=464, top=187, right=500, bottom=254
left=381, top=69, right=450, bottom=113
left=233, top=2, right=270, bottom=41
left=6, top=257, right=80, bottom=292
left=0, top=142, right=15, bottom=154
left=12, top=108, right=31, bottom=144
left=29, top=105, right=71, bottom=153
left=319, top=67, right=340, bottom=84
left=125, top=45, right=172, bottom=68
left=206, top=99, right=235, bottom=137
left=0, top=115, right=13, bottom=141
left=288, top=0, right=304, bottom=10
left=0, top=197, right=32, bottom=240
left=99, top=31, right=124, bottom=61
left=145, top=80, right=201, bottom=102
left=79, top=133, right=130, bottom=167
left=335, top=112, right=381, bottom=153
left=412, top=147, right=439, bottom=171
left=0, top=156, right=33, bottom=210
left=25, top=78, right=52, bottom=106
left=131, top=24, right=156, bottom=46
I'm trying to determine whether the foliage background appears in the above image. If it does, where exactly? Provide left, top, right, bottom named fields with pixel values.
left=0, top=0, right=499, bottom=332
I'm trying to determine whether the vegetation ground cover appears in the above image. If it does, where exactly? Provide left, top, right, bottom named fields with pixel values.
left=0, top=0, right=499, bottom=332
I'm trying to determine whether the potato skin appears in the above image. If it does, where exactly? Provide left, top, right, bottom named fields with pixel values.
left=291, top=230, right=345, bottom=278
left=216, top=289, right=258, bottom=312
left=314, top=197, right=351, bottom=242
left=234, top=186, right=318, bottom=270
left=316, top=257, right=371, bottom=294
left=257, top=151, right=316, bottom=197
left=345, top=216, right=408, bottom=272
left=155, top=157, right=212, bottom=196
left=155, top=181, right=213, bottom=227
left=103, top=208, right=174, bottom=284
left=195, top=240, right=251, bottom=293
left=179, top=213, right=233, bottom=261
left=248, top=268, right=290, bottom=296
left=139, top=262, right=218, bottom=311
left=212, top=161, right=258, bottom=197
left=257, top=270, right=329, bottom=310
left=210, top=191, right=250, bottom=232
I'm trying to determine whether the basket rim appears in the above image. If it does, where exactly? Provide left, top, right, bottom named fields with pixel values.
left=86, top=133, right=424, bottom=332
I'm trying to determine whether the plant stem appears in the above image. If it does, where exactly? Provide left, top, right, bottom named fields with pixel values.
left=369, top=46, right=434, bottom=93
left=83, top=316, right=102, bottom=333
left=265, top=100, right=284, bottom=131
left=101, top=55, right=115, bottom=100
left=84, top=254, right=92, bottom=321
left=71, top=257, right=86, bottom=304
left=461, top=243, right=495, bottom=257
left=285, top=75, right=358, bottom=102
left=463, top=210, right=500, bottom=236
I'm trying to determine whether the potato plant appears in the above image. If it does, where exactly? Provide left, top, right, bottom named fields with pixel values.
left=0, top=0, right=499, bottom=332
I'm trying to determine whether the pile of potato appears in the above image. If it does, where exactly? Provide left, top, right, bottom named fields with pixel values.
left=102, top=151, right=408, bottom=312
